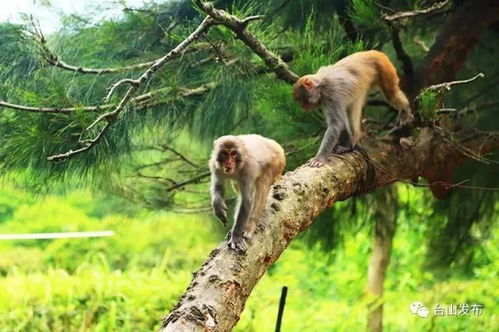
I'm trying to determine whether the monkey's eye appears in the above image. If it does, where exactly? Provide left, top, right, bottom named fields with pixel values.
left=230, top=151, right=237, bottom=157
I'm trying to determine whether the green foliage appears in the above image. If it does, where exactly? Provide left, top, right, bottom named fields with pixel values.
left=349, top=0, right=383, bottom=29
left=418, top=89, right=439, bottom=121
left=0, top=185, right=497, bottom=331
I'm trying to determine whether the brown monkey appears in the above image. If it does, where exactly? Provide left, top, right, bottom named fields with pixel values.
left=209, top=134, right=286, bottom=252
left=292, top=50, right=414, bottom=167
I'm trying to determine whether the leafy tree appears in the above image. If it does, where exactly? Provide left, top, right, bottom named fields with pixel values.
left=0, top=0, right=498, bottom=330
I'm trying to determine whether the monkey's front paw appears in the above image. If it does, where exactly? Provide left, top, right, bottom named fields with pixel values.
left=397, top=112, right=415, bottom=127
left=228, top=234, right=247, bottom=253
left=308, top=156, right=327, bottom=168
left=212, top=199, right=228, bottom=226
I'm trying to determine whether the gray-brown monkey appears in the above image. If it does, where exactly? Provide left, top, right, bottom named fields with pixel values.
left=292, top=50, right=414, bottom=167
left=209, top=134, right=286, bottom=252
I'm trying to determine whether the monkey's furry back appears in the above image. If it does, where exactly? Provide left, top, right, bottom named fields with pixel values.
left=210, top=134, right=285, bottom=177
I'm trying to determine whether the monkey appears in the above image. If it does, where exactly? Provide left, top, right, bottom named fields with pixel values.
left=209, top=134, right=286, bottom=252
left=292, top=50, right=414, bottom=167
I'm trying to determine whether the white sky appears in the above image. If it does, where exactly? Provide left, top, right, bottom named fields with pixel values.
left=0, top=0, right=149, bottom=33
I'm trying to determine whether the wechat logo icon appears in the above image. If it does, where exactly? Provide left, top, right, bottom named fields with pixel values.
left=410, top=302, right=429, bottom=318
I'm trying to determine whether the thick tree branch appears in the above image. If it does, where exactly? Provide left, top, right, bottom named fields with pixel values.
left=195, top=0, right=299, bottom=84
left=161, top=129, right=499, bottom=331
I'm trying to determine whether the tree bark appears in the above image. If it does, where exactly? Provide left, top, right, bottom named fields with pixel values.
left=366, top=187, right=397, bottom=332
left=161, top=129, right=498, bottom=331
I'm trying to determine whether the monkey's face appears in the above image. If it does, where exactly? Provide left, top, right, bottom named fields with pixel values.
left=292, top=75, right=321, bottom=112
left=217, top=147, right=241, bottom=175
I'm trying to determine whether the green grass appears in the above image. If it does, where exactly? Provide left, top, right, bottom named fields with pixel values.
left=0, top=186, right=497, bottom=331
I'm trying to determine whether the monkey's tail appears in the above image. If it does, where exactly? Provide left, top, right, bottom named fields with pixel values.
left=376, top=54, right=410, bottom=111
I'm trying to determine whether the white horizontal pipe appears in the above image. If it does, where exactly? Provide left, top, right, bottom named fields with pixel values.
left=0, top=231, right=115, bottom=240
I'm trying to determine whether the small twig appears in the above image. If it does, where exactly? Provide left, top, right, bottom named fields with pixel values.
left=135, top=173, right=178, bottom=185
left=383, top=0, right=450, bottom=22
left=408, top=179, right=499, bottom=192
left=105, top=79, right=140, bottom=103
left=462, top=75, right=499, bottom=106
left=165, top=171, right=211, bottom=193
left=241, top=15, right=265, bottom=26
left=413, top=36, right=429, bottom=52
left=423, top=73, right=485, bottom=93
left=162, top=146, right=200, bottom=168
left=47, top=122, right=110, bottom=161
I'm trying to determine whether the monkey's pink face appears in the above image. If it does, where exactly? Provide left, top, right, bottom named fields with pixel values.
left=292, top=76, right=320, bottom=112
left=218, top=148, right=240, bottom=174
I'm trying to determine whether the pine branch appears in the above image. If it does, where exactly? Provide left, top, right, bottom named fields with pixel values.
left=47, top=17, right=215, bottom=162
left=0, top=83, right=216, bottom=114
left=195, top=0, right=299, bottom=84
left=29, top=19, right=211, bottom=75
left=0, top=99, right=108, bottom=113
left=382, top=0, right=450, bottom=22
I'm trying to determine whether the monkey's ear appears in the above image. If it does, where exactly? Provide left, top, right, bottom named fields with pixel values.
left=303, top=77, right=316, bottom=90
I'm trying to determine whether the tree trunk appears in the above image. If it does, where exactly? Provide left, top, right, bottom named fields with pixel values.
left=408, top=0, right=499, bottom=98
left=366, top=188, right=397, bottom=332
left=161, top=129, right=498, bottom=331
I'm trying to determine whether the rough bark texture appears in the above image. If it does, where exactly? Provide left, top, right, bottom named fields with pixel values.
left=366, top=188, right=397, bottom=332
left=161, top=129, right=498, bottom=331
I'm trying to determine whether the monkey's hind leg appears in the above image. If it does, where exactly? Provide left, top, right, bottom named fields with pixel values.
left=348, top=97, right=366, bottom=146
left=244, top=175, right=272, bottom=239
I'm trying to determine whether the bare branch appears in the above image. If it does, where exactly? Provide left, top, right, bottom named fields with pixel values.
left=241, top=15, right=265, bottom=25
left=164, top=171, right=211, bottom=193
left=383, top=0, right=450, bottom=22
left=195, top=0, right=299, bottom=84
left=423, top=73, right=485, bottom=93
left=462, top=75, right=499, bottom=106
left=0, top=83, right=215, bottom=114
left=0, top=99, right=109, bottom=113
left=47, top=17, right=215, bottom=161
left=29, top=20, right=212, bottom=75
left=104, top=79, right=140, bottom=103
left=47, top=122, right=110, bottom=162
left=162, top=146, right=200, bottom=168
left=413, top=36, right=429, bottom=52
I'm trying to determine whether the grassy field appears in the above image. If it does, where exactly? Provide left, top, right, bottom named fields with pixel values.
left=0, top=186, right=497, bottom=331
